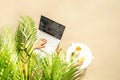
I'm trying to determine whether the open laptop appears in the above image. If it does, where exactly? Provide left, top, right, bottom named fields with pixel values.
left=36, top=16, right=65, bottom=55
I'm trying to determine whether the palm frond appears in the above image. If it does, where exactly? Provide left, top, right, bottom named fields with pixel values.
left=15, top=16, right=37, bottom=54
left=37, top=52, right=82, bottom=80
left=15, top=16, right=37, bottom=79
left=0, top=28, right=20, bottom=80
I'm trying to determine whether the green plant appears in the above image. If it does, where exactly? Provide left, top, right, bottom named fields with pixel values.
left=36, top=51, right=82, bottom=80
left=0, top=16, right=38, bottom=80
left=15, top=16, right=37, bottom=80
left=0, top=16, right=82, bottom=80
left=0, top=29, right=19, bottom=80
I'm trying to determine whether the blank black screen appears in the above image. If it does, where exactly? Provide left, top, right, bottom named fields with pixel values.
left=39, top=16, right=65, bottom=39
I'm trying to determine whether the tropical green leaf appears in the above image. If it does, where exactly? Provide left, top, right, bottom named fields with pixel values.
left=14, top=16, right=37, bottom=80
left=0, top=28, right=20, bottom=80
left=37, top=52, right=82, bottom=80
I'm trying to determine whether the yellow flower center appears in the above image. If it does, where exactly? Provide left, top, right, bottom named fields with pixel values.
left=78, top=57, right=85, bottom=63
left=76, top=46, right=81, bottom=51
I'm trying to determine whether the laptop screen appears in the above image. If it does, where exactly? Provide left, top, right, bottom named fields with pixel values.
left=39, top=16, right=65, bottom=40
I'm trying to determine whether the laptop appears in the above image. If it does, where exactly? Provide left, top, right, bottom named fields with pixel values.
left=36, top=16, right=65, bottom=55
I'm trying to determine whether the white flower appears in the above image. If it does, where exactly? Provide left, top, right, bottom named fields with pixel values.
left=66, top=43, right=93, bottom=69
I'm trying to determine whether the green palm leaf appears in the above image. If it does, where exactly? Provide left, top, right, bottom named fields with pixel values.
left=37, top=52, right=82, bottom=80
left=0, top=28, right=20, bottom=80
left=15, top=16, right=37, bottom=80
